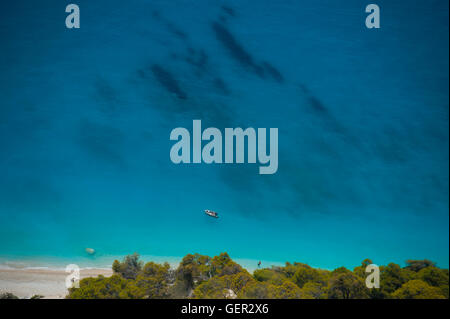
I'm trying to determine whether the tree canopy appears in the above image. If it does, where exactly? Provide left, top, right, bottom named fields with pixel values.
left=66, top=254, right=448, bottom=299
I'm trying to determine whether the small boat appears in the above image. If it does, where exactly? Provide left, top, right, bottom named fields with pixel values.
left=205, top=209, right=219, bottom=218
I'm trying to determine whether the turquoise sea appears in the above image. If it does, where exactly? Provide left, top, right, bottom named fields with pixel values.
left=0, top=0, right=448, bottom=270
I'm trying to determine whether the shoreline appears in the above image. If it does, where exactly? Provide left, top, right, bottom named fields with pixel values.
left=0, top=254, right=285, bottom=273
left=0, top=267, right=113, bottom=299
left=0, top=255, right=285, bottom=298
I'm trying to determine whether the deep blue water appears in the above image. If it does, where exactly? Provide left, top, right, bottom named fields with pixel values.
left=0, top=0, right=448, bottom=270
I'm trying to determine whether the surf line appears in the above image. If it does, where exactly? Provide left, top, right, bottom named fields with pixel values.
left=170, top=120, right=278, bottom=174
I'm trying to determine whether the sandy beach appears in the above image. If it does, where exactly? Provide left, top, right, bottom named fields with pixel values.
left=0, top=267, right=112, bottom=299
left=0, top=256, right=281, bottom=299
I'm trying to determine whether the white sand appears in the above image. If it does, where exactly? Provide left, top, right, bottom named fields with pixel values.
left=0, top=268, right=112, bottom=299
left=0, top=255, right=285, bottom=299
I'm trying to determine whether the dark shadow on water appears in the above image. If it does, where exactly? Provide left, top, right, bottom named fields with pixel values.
left=212, top=21, right=265, bottom=78
left=261, top=61, right=284, bottom=83
left=150, top=64, right=188, bottom=100
left=78, top=118, right=126, bottom=167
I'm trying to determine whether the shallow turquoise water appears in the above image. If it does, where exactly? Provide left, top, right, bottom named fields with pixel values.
left=0, top=0, right=448, bottom=270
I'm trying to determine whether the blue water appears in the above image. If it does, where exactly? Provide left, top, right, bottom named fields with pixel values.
left=0, top=0, right=448, bottom=270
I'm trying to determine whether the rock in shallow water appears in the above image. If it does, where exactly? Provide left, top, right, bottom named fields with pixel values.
left=85, top=248, right=95, bottom=255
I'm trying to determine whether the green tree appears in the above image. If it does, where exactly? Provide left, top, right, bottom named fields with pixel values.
left=112, top=253, right=144, bottom=280
left=301, top=282, right=328, bottom=299
left=221, top=271, right=254, bottom=293
left=377, top=263, right=410, bottom=298
left=62, top=252, right=449, bottom=300
left=405, top=259, right=436, bottom=272
left=331, top=266, right=352, bottom=275
left=239, top=281, right=275, bottom=299
left=67, top=275, right=138, bottom=299
left=352, top=259, right=390, bottom=299
left=253, top=268, right=286, bottom=285
left=328, top=272, right=368, bottom=299
left=175, top=253, right=212, bottom=295
left=417, top=266, right=448, bottom=287
left=417, top=267, right=449, bottom=298
left=292, top=266, right=327, bottom=288
left=193, top=258, right=253, bottom=299
left=134, top=262, right=171, bottom=298
left=210, top=252, right=244, bottom=277
left=0, top=292, right=19, bottom=299
left=272, top=281, right=302, bottom=299
left=193, top=272, right=254, bottom=299
left=353, top=259, right=373, bottom=278
left=193, top=276, right=231, bottom=299
left=392, top=280, right=446, bottom=299
left=281, top=262, right=299, bottom=278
